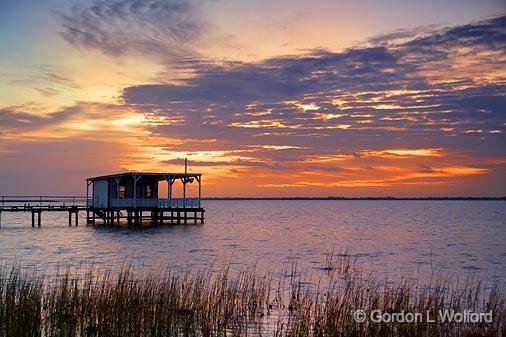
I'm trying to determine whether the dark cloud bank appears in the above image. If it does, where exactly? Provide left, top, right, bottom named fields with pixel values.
left=118, top=16, right=506, bottom=160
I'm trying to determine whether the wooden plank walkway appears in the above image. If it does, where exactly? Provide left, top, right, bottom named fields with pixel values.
left=0, top=196, right=204, bottom=228
left=0, top=205, right=83, bottom=228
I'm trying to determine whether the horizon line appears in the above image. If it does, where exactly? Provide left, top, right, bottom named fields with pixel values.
left=1, top=195, right=505, bottom=201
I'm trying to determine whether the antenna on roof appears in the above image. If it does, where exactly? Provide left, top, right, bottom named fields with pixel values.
left=185, top=158, right=188, bottom=173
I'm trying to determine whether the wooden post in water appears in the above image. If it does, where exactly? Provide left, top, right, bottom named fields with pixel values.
left=37, top=211, right=41, bottom=227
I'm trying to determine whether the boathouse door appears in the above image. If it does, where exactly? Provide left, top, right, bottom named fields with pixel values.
left=93, top=179, right=109, bottom=208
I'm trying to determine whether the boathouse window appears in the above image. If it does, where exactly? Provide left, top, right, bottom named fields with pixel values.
left=118, top=185, right=126, bottom=199
left=146, top=185, right=152, bottom=198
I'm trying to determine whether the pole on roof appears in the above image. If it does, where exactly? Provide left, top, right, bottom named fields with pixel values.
left=168, top=176, right=172, bottom=208
left=183, top=178, right=186, bottom=207
left=185, top=158, right=188, bottom=174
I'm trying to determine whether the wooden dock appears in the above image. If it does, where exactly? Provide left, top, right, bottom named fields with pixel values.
left=0, top=195, right=204, bottom=229
left=0, top=171, right=205, bottom=229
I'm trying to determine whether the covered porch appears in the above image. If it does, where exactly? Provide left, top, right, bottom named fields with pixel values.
left=86, top=172, right=202, bottom=209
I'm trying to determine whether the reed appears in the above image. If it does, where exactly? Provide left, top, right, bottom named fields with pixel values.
left=0, top=256, right=504, bottom=337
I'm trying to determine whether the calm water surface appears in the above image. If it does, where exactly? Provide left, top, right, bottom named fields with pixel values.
left=1, top=200, right=505, bottom=287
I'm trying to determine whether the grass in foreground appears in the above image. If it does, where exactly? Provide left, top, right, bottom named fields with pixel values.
left=0, top=256, right=504, bottom=337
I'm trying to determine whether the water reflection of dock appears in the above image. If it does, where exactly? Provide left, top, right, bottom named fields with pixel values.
left=0, top=171, right=205, bottom=228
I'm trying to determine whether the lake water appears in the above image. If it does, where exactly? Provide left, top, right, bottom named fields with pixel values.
left=0, top=200, right=505, bottom=288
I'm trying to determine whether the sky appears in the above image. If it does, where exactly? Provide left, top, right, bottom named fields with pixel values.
left=0, top=0, right=505, bottom=197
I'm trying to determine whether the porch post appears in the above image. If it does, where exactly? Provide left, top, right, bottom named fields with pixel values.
left=86, top=179, right=89, bottom=208
left=182, top=178, right=186, bottom=208
left=114, top=177, right=120, bottom=209
left=198, top=175, right=201, bottom=208
left=133, top=174, right=142, bottom=208
left=133, top=173, right=137, bottom=208
left=87, top=180, right=93, bottom=207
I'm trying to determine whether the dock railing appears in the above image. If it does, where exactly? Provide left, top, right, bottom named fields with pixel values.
left=0, top=196, right=201, bottom=209
left=110, top=198, right=201, bottom=208
left=0, top=196, right=86, bottom=208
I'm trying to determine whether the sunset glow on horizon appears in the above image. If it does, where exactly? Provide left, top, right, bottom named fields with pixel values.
left=1, top=0, right=505, bottom=197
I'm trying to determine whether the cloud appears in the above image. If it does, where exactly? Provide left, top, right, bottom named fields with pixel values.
left=4, top=64, right=80, bottom=98
left=368, top=24, right=442, bottom=45
left=120, top=16, right=506, bottom=152
left=0, top=107, right=48, bottom=134
left=404, top=16, right=506, bottom=51
left=55, top=0, right=204, bottom=59
left=0, top=101, right=154, bottom=140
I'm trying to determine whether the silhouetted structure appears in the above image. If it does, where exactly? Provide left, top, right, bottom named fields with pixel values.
left=0, top=170, right=204, bottom=228
left=86, top=172, right=204, bottom=226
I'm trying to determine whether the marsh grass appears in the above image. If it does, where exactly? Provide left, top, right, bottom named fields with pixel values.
left=0, top=256, right=504, bottom=337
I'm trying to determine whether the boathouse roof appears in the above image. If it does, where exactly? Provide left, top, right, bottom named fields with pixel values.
left=86, top=171, right=201, bottom=182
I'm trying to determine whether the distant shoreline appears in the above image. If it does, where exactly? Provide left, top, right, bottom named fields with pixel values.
left=2, top=196, right=505, bottom=202
left=204, top=196, right=506, bottom=201
left=8, top=195, right=497, bottom=202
